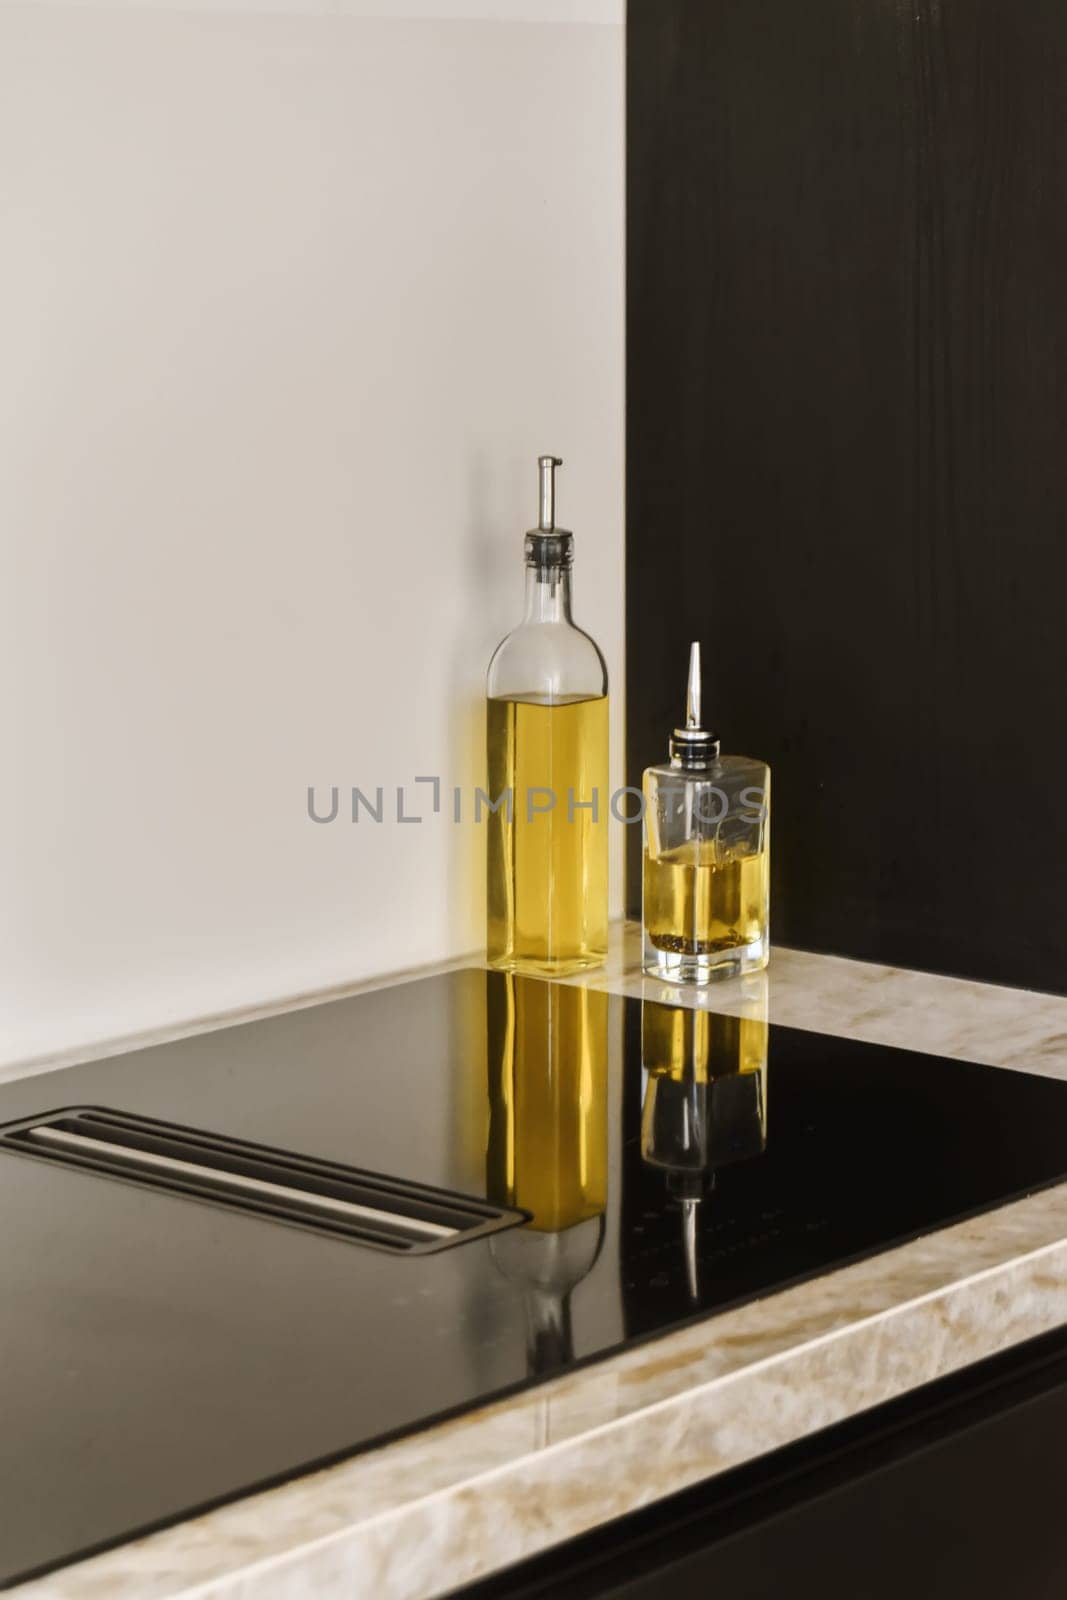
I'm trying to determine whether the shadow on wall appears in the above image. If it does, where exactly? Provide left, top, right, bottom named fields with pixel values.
left=445, top=448, right=528, bottom=962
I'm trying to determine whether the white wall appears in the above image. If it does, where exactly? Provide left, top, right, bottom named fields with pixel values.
left=0, top=5, right=624, bottom=1068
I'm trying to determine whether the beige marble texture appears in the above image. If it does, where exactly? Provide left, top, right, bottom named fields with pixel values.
left=572, top=924, right=1067, bottom=1082
left=8, top=928, right=1067, bottom=1598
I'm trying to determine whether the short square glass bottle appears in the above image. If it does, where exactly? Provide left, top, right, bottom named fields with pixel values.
left=642, top=643, right=770, bottom=983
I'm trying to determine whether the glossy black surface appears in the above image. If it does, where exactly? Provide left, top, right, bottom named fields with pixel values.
left=1, top=968, right=1065, bottom=1586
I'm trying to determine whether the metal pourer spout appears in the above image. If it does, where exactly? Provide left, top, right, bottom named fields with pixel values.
left=685, top=641, right=702, bottom=729
left=525, top=456, right=573, bottom=571
left=538, top=455, right=563, bottom=531
left=669, top=639, right=720, bottom=767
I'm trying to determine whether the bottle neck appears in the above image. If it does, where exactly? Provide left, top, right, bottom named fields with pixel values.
left=523, top=563, right=573, bottom=623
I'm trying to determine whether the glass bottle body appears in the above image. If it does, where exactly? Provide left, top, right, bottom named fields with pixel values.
left=642, top=755, right=770, bottom=983
left=486, top=562, right=608, bottom=975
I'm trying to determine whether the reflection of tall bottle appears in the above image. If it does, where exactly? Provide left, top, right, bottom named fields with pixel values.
left=487, top=975, right=608, bottom=1371
left=487, top=976, right=607, bottom=1230
left=640, top=995, right=768, bottom=1300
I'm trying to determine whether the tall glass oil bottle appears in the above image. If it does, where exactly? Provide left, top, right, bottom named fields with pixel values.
left=486, top=456, right=609, bottom=974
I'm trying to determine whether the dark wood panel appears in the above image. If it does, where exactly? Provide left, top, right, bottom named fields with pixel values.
left=627, top=0, right=1067, bottom=990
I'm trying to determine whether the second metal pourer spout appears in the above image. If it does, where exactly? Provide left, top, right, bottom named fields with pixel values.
left=685, top=640, right=702, bottom=728
left=669, top=639, right=720, bottom=766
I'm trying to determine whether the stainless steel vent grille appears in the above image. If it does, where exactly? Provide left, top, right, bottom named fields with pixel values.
left=0, top=1107, right=526, bottom=1253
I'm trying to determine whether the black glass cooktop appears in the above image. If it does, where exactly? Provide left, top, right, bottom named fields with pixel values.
left=1, top=969, right=1065, bottom=1586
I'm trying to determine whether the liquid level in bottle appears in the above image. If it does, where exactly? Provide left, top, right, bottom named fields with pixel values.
left=487, top=693, right=608, bottom=976
left=643, top=839, right=768, bottom=956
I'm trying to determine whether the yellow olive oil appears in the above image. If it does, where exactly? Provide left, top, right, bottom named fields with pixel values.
left=644, top=839, right=767, bottom=958
left=486, top=693, right=609, bottom=975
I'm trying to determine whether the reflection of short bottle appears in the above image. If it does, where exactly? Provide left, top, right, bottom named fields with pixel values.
left=486, top=977, right=608, bottom=1372
left=640, top=993, right=768, bottom=1300
left=641, top=1001, right=768, bottom=1172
